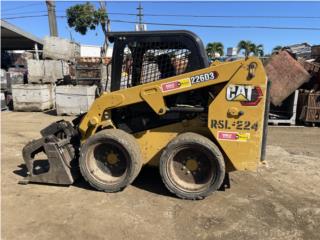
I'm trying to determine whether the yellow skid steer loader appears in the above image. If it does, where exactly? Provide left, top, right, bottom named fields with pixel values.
left=21, top=30, right=270, bottom=200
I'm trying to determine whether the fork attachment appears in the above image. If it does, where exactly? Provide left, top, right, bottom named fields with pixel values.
left=20, top=120, right=79, bottom=185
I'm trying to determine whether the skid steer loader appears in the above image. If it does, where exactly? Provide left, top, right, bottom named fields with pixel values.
left=21, top=30, right=270, bottom=200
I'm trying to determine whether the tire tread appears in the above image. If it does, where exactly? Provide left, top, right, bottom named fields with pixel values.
left=159, top=132, right=225, bottom=200
left=79, top=129, right=142, bottom=192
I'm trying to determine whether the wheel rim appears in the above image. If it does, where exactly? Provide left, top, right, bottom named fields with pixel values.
left=86, top=141, right=129, bottom=184
left=167, top=144, right=216, bottom=193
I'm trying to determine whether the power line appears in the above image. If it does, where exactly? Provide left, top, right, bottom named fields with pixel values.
left=3, top=10, right=320, bottom=20
left=107, top=12, right=320, bottom=19
left=148, top=13, right=320, bottom=19
left=59, top=15, right=320, bottom=31
left=3, top=2, right=43, bottom=12
left=110, top=19, right=320, bottom=31
left=2, top=15, right=320, bottom=31
left=2, top=15, right=48, bottom=20
left=2, top=10, right=48, bottom=17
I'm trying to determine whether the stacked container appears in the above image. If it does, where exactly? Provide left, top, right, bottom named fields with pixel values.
left=5, top=36, right=107, bottom=115
left=11, top=36, right=81, bottom=112
left=11, top=59, right=57, bottom=112
left=50, top=38, right=101, bottom=115
left=1, top=69, right=7, bottom=110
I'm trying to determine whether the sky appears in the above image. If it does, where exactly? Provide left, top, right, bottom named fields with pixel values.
left=1, top=1, right=320, bottom=54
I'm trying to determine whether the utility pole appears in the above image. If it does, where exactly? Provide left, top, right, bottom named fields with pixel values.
left=46, top=0, right=58, bottom=37
left=99, top=0, right=111, bottom=93
left=99, top=0, right=110, bottom=57
left=99, top=1, right=111, bottom=34
left=137, top=2, right=143, bottom=26
left=135, top=2, right=146, bottom=31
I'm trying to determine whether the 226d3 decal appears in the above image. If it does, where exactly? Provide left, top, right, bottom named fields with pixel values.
left=226, top=84, right=263, bottom=106
left=190, top=71, right=218, bottom=84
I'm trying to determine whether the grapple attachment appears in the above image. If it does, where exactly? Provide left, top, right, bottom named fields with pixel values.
left=20, top=120, right=80, bottom=185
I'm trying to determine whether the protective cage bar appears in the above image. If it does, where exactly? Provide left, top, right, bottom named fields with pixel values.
left=120, top=41, right=191, bottom=89
left=109, top=30, right=209, bottom=92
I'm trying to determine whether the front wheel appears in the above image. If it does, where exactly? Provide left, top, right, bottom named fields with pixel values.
left=159, top=132, right=225, bottom=200
left=79, top=129, right=142, bottom=192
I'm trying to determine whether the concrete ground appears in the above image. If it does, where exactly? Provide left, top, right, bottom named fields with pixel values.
left=1, top=112, right=320, bottom=240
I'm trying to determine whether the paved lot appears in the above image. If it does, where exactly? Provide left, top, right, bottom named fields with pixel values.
left=1, top=112, right=320, bottom=240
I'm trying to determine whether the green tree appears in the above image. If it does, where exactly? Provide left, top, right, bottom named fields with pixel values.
left=272, top=45, right=283, bottom=54
left=252, top=44, right=264, bottom=57
left=66, top=2, right=110, bottom=55
left=206, top=42, right=224, bottom=59
left=237, top=41, right=264, bottom=57
left=237, top=40, right=255, bottom=57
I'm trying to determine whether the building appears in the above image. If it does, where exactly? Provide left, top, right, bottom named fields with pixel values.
left=1, top=20, right=43, bottom=52
left=284, top=43, right=311, bottom=59
left=226, top=47, right=238, bottom=57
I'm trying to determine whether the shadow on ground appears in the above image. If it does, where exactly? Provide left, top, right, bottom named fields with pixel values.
left=13, top=164, right=173, bottom=197
left=132, top=167, right=172, bottom=197
left=43, top=109, right=57, bottom=116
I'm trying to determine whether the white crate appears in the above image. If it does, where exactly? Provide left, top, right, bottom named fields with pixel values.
left=1, top=92, right=6, bottom=110
left=28, top=59, right=69, bottom=84
left=43, top=60, right=64, bottom=83
left=43, top=36, right=80, bottom=61
left=56, top=85, right=96, bottom=115
left=6, top=70, right=25, bottom=94
left=27, top=59, right=45, bottom=83
left=1, top=69, right=7, bottom=90
left=12, top=84, right=55, bottom=111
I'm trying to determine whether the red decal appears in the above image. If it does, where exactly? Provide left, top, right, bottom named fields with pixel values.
left=217, top=131, right=250, bottom=142
left=218, top=132, right=237, bottom=140
left=241, top=86, right=263, bottom=106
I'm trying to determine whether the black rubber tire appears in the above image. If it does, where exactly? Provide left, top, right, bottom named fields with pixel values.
left=79, top=129, right=142, bottom=192
left=159, top=132, right=225, bottom=200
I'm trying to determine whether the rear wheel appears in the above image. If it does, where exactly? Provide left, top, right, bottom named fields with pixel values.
left=159, top=132, right=225, bottom=200
left=79, top=129, right=142, bottom=192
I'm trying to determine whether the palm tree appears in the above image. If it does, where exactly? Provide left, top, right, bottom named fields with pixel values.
left=237, top=40, right=254, bottom=57
left=206, top=42, right=224, bottom=59
left=252, top=44, right=264, bottom=57
left=237, top=41, right=264, bottom=57
left=272, top=45, right=283, bottom=54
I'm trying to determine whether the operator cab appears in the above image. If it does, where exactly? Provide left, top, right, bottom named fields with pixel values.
left=107, top=30, right=209, bottom=91
left=105, top=31, right=211, bottom=133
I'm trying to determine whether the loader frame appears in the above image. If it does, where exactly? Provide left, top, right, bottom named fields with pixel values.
left=79, top=57, right=268, bottom=171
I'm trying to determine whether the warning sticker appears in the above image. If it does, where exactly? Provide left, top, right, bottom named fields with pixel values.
left=217, top=131, right=250, bottom=142
left=161, top=78, right=191, bottom=92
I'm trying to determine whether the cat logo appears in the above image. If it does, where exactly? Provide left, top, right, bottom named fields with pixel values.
left=226, top=84, right=263, bottom=106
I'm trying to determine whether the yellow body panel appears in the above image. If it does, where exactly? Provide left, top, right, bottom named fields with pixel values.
left=208, top=61, right=267, bottom=171
left=79, top=57, right=268, bottom=172
left=134, top=118, right=208, bottom=166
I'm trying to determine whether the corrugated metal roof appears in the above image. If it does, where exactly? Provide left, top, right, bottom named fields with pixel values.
left=284, top=43, right=311, bottom=58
